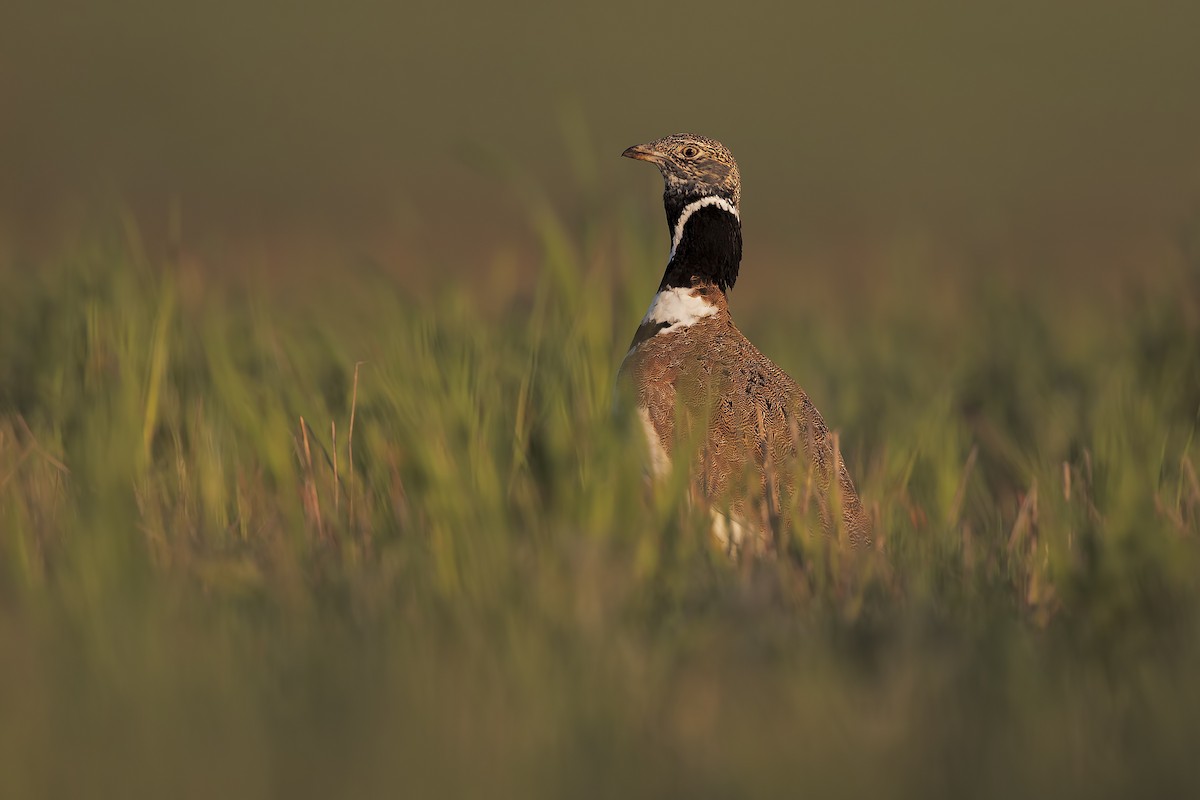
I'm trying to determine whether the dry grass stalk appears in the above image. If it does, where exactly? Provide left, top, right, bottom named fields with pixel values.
left=1008, top=480, right=1038, bottom=553
left=349, top=361, right=363, bottom=528
left=16, top=415, right=69, bottom=475
left=948, top=444, right=978, bottom=524
left=331, top=420, right=339, bottom=513
left=299, top=415, right=326, bottom=542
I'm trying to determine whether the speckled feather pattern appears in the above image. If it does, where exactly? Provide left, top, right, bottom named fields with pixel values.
left=648, top=132, right=742, bottom=209
left=621, top=289, right=872, bottom=551
left=621, top=133, right=872, bottom=553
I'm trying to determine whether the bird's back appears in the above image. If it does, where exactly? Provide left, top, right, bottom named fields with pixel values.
left=620, top=289, right=872, bottom=552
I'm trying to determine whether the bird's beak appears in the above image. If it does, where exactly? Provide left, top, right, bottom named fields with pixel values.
left=622, top=142, right=664, bottom=164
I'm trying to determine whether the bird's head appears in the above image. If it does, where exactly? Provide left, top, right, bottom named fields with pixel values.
left=623, top=133, right=743, bottom=293
left=622, top=133, right=741, bottom=210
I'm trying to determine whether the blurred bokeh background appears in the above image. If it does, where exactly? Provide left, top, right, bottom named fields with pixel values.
left=3, top=0, right=1198, bottom=293
left=4, top=4, right=1200, bottom=797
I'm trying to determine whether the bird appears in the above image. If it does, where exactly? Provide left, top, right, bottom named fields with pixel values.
left=618, top=133, right=871, bottom=554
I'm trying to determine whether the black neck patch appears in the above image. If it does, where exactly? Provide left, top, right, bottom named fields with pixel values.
left=658, top=204, right=742, bottom=294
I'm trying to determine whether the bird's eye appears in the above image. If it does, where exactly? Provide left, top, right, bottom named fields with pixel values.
left=682, top=146, right=699, bottom=158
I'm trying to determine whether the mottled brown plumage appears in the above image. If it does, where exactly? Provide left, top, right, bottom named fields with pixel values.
left=620, top=133, right=871, bottom=554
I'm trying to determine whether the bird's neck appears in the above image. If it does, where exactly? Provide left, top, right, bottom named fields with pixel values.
left=659, top=194, right=742, bottom=294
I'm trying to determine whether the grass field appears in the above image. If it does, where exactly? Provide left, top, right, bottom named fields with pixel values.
left=2, top=201, right=1199, bottom=798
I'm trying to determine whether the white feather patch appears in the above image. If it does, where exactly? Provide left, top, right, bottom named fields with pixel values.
left=640, top=287, right=718, bottom=334
left=710, top=508, right=751, bottom=554
left=670, top=195, right=740, bottom=260
left=637, top=406, right=671, bottom=479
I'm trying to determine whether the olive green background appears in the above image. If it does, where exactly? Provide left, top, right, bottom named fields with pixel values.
left=4, top=4, right=1200, bottom=797
left=3, top=0, right=1197, bottom=273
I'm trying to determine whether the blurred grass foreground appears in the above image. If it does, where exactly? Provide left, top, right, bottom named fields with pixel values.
left=1, top=199, right=1200, bottom=799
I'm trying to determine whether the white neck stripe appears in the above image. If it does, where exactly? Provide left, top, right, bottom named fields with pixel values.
left=670, top=195, right=740, bottom=260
